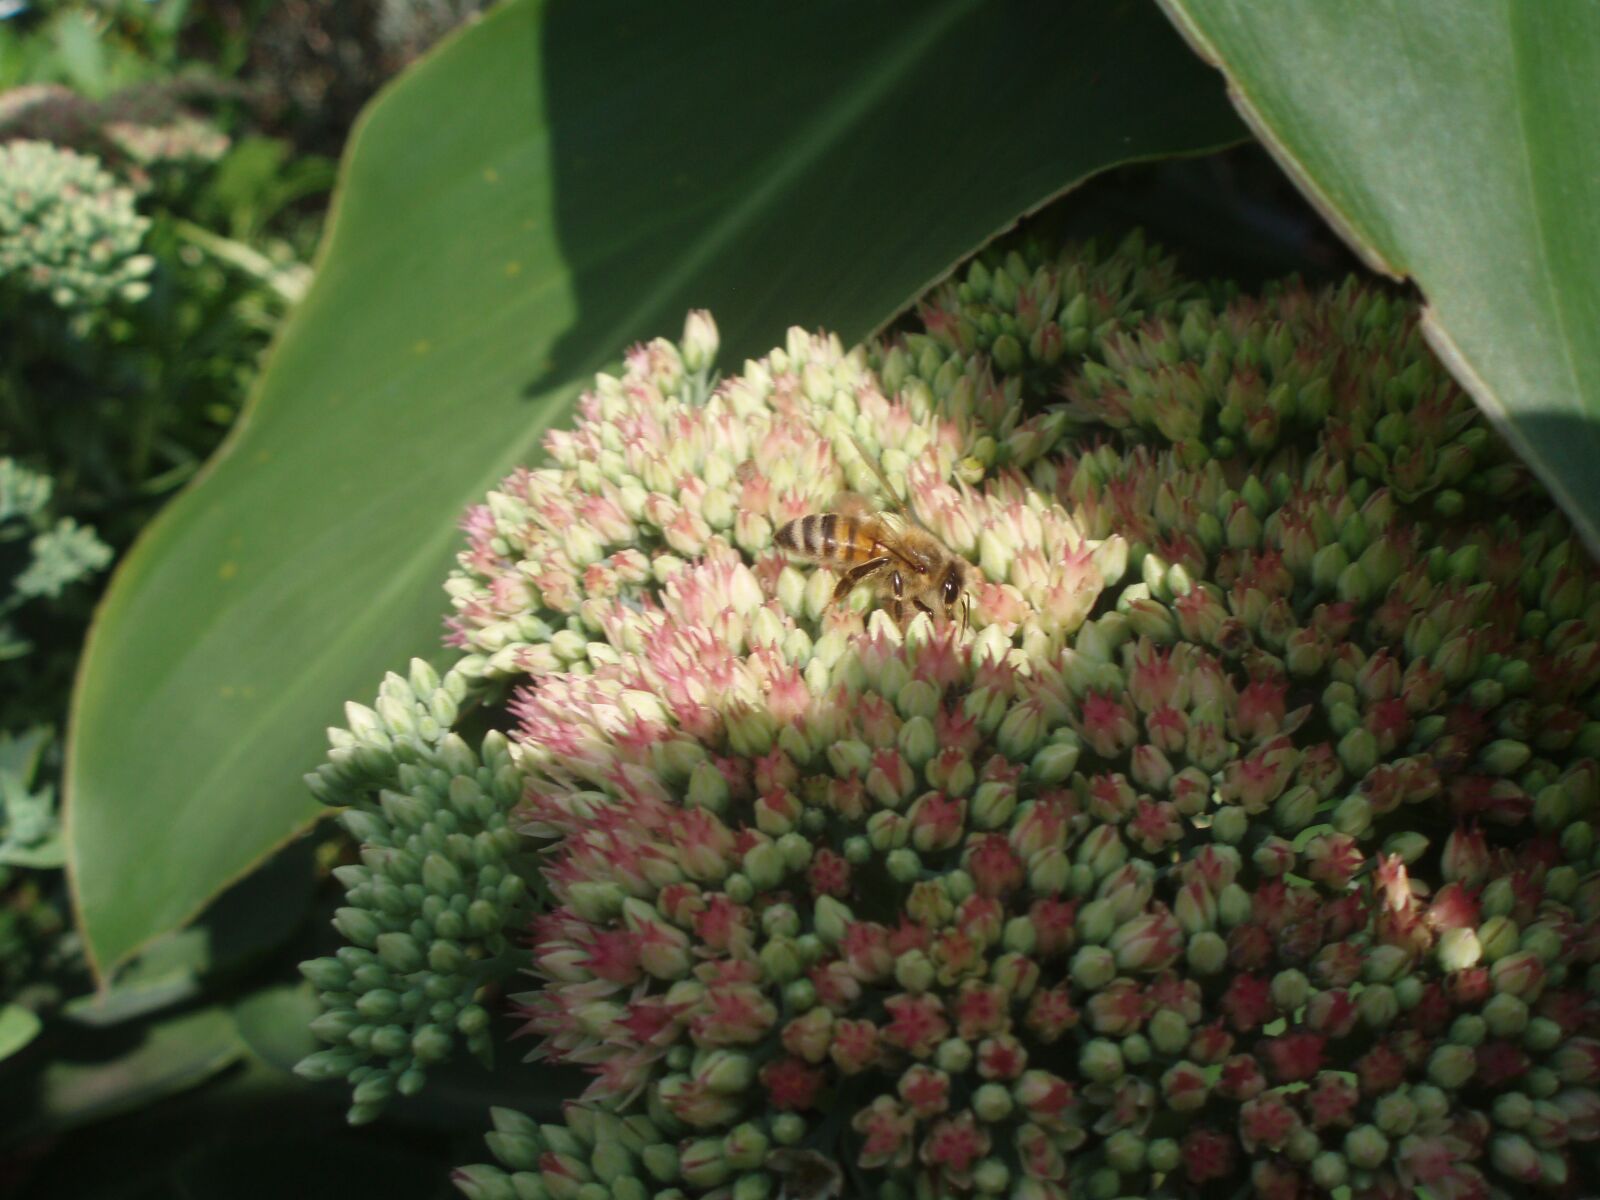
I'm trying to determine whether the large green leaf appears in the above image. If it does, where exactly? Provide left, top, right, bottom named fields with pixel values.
left=1158, top=1, right=1600, bottom=553
left=67, top=0, right=1242, bottom=976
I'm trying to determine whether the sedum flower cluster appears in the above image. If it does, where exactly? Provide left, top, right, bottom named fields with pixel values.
left=0, top=83, right=231, bottom=175
left=0, top=139, right=154, bottom=311
left=1, top=456, right=111, bottom=660
left=303, top=235, right=1600, bottom=1200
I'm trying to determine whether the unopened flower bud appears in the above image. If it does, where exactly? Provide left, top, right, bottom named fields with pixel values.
left=1211, top=806, right=1249, bottom=844
left=1079, top=1038, right=1124, bottom=1084
left=1427, top=1043, right=1477, bottom=1090
left=1344, top=1124, right=1390, bottom=1169
left=1271, top=970, right=1310, bottom=1011
left=1358, top=984, right=1399, bottom=1029
left=1149, top=1009, right=1190, bottom=1056
left=1492, top=950, right=1547, bottom=999
left=1070, top=945, right=1116, bottom=990
left=1187, top=931, right=1228, bottom=975
left=1490, top=1132, right=1542, bottom=1182
left=1437, top=926, right=1482, bottom=972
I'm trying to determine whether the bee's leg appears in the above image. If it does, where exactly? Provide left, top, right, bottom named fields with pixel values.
left=830, top=556, right=889, bottom=607
left=886, top=570, right=909, bottom=626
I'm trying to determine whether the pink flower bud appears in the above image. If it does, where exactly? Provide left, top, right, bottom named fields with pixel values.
left=1217, top=1054, right=1267, bottom=1101
left=1109, top=908, right=1183, bottom=973
left=852, top=1095, right=915, bottom=1169
left=1239, top=1093, right=1302, bottom=1152
left=1174, top=879, right=1219, bottom=934
left=1441, top=824, right=1490, bottom=886
left=1552, top=1038, right=1600, bottom=1086
left=1161, top=1059, right=1211, bottom=1112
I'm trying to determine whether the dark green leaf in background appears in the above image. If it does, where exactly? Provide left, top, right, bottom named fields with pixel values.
left=26, top=1007, right=243, bottom=1135
left=67, top=0, right=1242, bottom=977
left=0, top=1002, right=43, bottom=1062
left=1159, top=0, right=1600, bottom=553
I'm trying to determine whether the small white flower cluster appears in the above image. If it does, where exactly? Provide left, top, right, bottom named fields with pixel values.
left=0, top=139, right=154, bottom=311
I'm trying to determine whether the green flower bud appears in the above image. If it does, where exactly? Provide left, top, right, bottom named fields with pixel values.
left=1148, top=1009, right=1190, bottom=1056
left=1310, top=1150, right=1348, bottom=1190
left=972, top=1081, right=1013, bottom=1122
left=1337, top=727, right=1379, bottom=777
left=1121, top=1033, right=1151, bottom=1066
left=1312, top=543, right=1350, bottom=591
left=679, top=1137, right=730, bottom=1186
left=641, top=1143, right=679, bottom=1182
left=1393, top=974, right=1424, bottom=1010
left=1427, top=1043, right=1477, bottom=1090
left=1211, top=806, right=1249, bottom=844
left=1077, top=898, right=1117, bottom=944
left=1490, top=1133, right=1541, bottom=1183
left=970, top=1159, right=1009, bottom=1195
left=1269, top=969, right=1309, bottom=1011
left=1477, top=915, right=1520, bottom=962
left=1382, top=831, right=1429, bottom=864
left=1030, top=740, right=1080, bottom=785
left=935, top=1038, right=972, bottom=1074
left=1363, top=944, right=1410, bottom=984
left=1080, top=1038, right=1124, bottom=1084
left=1411, top=1083, right=1449, bottom=1122
left=1493, top=1091, right=1533, bottom=1129
left=1147, top=1137, right=1181, bottom=1174
left=1104, top=1130, right=1145, bottom=1173
left=1526, top=1066, right=1560, bottom=1098
left=1274, top=784, right=1320, bottom=833
left=1483, top=992, right=1530, bottom=1038
left=1449, top=1014, right=1487, bottom=1047
left=1331, top=793, right=1372, bottom=838
left=1481, top=879, right=1517, bottom=918
left=1344, top=1124, right=1390, bottom=1170
left=1561, top=820, right=1594, bottom=861
left=1084, top=1167, right=1121, bottom=1200
left=684, top=760, right=730, bottom=813
left=1524, top=1016, right=1564, bottom=1054
left=333, top=907, right=382, bottom=948
left=812, top=896, right=853, bottom=944
left=1358, top=984, right=1399, bottom=1029
left=301, top=957, right=351, bottom=991
left=1186, top=930, right=1228, bottom=975
left=1070, top=945, right=1116, bottom=990
left=1437, top=926, right=1482, bottom=972
left=1521, top=923, right=1565, bottom=964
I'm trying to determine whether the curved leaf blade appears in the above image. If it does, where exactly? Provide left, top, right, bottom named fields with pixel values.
left=0, top=1002, right=42, bottom=1062
left=67, top=0, right=1242, bottom=976
left=1159, top=0, right=1600, bottom=552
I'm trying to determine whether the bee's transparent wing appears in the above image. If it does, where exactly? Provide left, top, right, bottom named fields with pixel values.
left=827, top=490, right=878, bottom=518
left=845, top=433, right=912, bottom=519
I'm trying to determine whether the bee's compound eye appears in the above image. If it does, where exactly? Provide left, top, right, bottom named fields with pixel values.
left=943, top=576, right=960, bottom=605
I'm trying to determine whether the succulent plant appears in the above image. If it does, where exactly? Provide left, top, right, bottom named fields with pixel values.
left=0, top=139, right=154, bottom=311
left=302, top=235, right=1600, bottom=1199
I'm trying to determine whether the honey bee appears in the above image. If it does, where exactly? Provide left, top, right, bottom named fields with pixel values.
left=774, top=444, right=970, bottom=629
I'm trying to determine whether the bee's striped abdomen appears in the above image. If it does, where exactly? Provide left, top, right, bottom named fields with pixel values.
left=775, top=513, right=875, bottom=564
